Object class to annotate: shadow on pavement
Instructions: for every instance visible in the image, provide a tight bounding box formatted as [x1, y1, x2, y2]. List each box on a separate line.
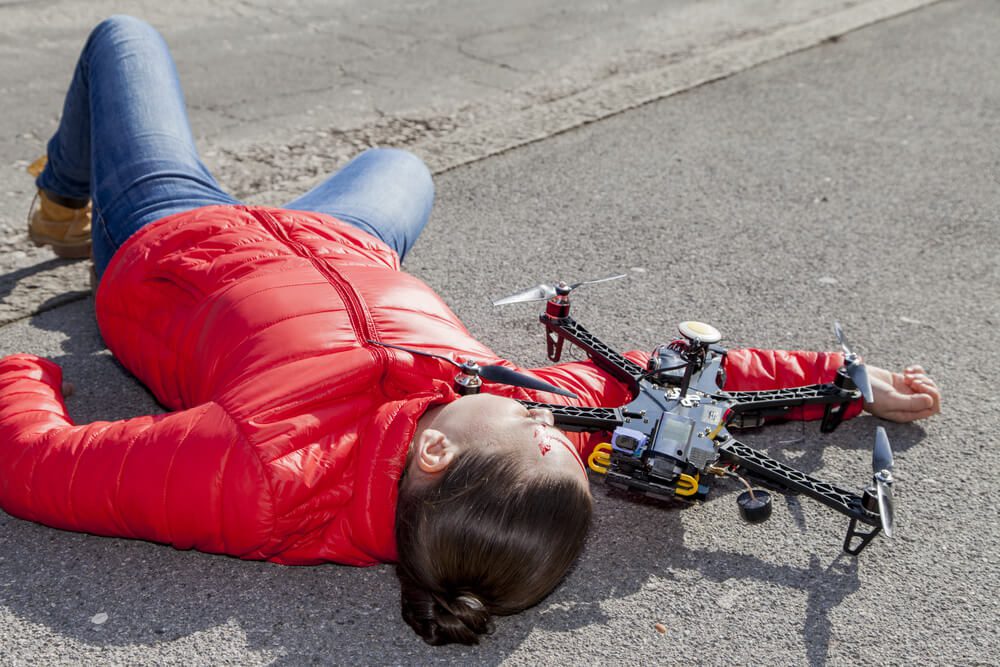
[0, 258, 66, 299]
[0, 257, 90, 324]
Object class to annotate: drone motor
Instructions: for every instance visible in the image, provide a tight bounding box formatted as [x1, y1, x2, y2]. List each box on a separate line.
[646, 320, 723, 387]
[647, 341, 688, 385]
[737, 489, 773, 523]
[453, 360, 484, 395]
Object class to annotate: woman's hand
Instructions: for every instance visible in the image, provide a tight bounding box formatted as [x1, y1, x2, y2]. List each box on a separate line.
[864, 364, 941, 422]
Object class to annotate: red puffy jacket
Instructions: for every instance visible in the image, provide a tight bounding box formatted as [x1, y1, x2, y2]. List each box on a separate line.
[0, 206, 860, 565]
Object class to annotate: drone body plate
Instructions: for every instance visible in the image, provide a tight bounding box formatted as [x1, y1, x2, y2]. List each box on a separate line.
[607, 347, 733, 498]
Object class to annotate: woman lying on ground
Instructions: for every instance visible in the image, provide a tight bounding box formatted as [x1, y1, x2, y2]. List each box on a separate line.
[0, 15, 941, 646]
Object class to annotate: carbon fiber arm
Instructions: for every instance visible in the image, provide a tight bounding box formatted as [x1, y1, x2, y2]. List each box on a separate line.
[716, 437, 877, 525]
[724, 383, 861, 432]
[517, 400, 624, 432]
[541, 315, 645, 391]
[726, 384, 859, 414]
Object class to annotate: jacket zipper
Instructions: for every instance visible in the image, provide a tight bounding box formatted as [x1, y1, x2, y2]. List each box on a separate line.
[247, 207, 387, 368]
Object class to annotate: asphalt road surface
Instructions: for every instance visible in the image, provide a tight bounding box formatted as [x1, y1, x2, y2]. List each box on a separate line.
[1, 0, 998, 665]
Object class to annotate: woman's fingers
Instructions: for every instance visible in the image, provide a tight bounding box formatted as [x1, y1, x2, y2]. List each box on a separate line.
[906, 373, 938, 389]
[903, 371, 941, 406]
[911, 376, 942, 413]
[867, 378, 941, 422]
[876, 405, 939, 422]
[890, 388, 934, 411]
[873, 391, 936, 422]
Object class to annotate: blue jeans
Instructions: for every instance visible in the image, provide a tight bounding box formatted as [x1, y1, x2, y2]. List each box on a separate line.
[36, 15, 435, 280]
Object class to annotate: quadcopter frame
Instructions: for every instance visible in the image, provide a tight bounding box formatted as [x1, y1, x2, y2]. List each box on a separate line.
[515, 287, 887, 555]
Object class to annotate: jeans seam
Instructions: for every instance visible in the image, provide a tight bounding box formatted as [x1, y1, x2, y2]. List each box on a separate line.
[94, 208, 117, 273]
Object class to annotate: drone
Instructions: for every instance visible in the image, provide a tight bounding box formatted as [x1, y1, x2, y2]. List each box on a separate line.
[371, 274, 896, 555]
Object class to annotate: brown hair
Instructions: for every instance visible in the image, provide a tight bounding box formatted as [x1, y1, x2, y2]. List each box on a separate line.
[395, 448, 593, 645]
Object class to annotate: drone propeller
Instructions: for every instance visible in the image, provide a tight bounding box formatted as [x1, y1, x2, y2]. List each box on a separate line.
[366, 340, 578, 398]
[833, 321, 874, 403]
[492, 273, 627, 306]
[872, 426, 895, 538]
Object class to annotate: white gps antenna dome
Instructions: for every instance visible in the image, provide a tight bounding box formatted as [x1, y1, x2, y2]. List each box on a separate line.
[678, 321, 722, 345]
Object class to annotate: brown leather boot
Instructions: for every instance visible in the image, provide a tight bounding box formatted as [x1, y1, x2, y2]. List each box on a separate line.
[26, 156, 92, 259]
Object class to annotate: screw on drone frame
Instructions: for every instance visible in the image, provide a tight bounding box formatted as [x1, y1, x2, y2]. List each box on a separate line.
[365, 340, 578, 398]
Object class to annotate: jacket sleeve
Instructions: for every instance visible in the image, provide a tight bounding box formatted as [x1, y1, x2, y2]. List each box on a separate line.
[0, 355, 273, 557]
[723, 348, 864, 421]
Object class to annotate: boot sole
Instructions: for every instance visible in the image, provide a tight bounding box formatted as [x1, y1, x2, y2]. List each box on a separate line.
[29, 228, 91, 259]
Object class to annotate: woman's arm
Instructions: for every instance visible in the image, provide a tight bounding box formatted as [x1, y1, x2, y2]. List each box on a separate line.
[524, 349, 939, 459]
[0, 354, 272, 556]
[724, 350, 941, 423]
[723, 348, 862, 421]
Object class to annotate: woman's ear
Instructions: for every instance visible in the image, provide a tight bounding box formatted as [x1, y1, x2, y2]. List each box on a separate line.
[414, 428, 458, 474]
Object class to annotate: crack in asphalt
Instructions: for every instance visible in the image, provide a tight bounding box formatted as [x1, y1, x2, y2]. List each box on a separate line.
[454, 41, 525, 73]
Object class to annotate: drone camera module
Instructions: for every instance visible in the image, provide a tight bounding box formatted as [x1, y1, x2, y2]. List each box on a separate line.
[611, 427, 648, 455]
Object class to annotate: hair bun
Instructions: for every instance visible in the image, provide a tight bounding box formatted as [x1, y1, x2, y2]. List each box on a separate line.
[453, 594, 484, 612]
[432, 591, 494, 644]
[398, 568, 494, 645]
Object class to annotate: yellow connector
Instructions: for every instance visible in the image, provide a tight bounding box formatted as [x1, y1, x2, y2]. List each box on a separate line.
[588, 443, 613, 474]
[675, 472, 700, 497]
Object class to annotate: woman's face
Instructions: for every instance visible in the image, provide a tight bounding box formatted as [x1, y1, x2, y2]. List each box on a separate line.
[424, 393, 591, 487]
